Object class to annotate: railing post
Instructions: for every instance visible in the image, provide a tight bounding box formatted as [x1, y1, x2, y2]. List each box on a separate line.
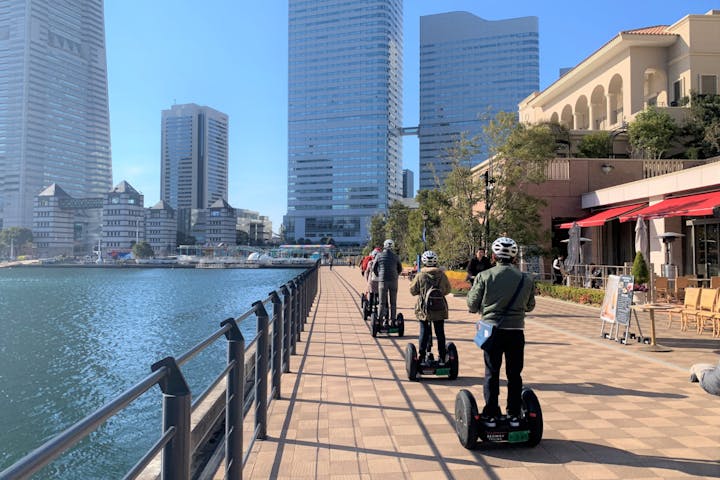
[269, 291, 283, 399]
[221, 318, 244, 480]
[292, 279, 301, 340]
[280, 285, 292, 368]
[150, 357, 191, 480]
[301, 272, 308, 324]
[253, 301, 269, 440]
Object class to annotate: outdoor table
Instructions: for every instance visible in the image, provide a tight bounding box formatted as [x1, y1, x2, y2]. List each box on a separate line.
[632, 303, 674, 352]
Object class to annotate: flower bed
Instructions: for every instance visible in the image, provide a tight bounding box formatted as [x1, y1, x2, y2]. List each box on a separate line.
[534, 282, 605, 306]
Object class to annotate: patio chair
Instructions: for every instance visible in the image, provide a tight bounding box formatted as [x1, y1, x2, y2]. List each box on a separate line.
[711, 276, 720, 289]
[654, 276, 670, 302]
[697, 288, 720, 335]
[685, 288, 717, 333]
[675, 275, 691, 301]
[665, 287, 701, 330]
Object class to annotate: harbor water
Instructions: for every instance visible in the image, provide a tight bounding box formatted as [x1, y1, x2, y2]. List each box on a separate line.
[0, 266, 302, 479]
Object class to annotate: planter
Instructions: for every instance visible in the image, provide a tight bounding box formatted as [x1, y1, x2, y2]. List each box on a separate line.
[633, 291, 647, 305]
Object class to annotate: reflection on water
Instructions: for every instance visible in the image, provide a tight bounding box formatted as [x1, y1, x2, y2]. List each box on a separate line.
[0, 267, 300, 478]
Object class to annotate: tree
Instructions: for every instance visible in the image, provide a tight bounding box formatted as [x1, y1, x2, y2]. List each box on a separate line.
[0, 227, 33, 257]
[367, 213, 387, 251]
[483, 113, 555, 247]
[627, 107, 678, 159]
[632, 251, 649, 286]
[681, 92, 720, 159]
[385, 201, 410, 261]
[577, 131, 612, 158]
[132, 241, 154, 259]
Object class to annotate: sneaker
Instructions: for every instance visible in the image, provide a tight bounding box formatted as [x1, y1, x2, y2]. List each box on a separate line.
[508, 415, 520, 428]
[480, 415, 497, 428]
[427, 353, 434, 363]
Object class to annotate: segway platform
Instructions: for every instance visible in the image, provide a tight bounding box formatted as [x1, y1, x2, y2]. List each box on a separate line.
[455, 387, 543, 449]
[371, 312, 404, 337]
[405, 342, 458, 381]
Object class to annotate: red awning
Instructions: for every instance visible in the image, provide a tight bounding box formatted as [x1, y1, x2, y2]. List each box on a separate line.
[619, 191, 720, 223]
[559, 203, 646, 229]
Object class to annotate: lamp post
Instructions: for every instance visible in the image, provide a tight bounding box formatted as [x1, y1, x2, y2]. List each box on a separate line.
[483, 170, 495, 249]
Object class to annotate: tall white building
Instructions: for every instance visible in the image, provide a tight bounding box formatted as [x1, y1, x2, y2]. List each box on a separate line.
[0, 0, 113, 229]
[286, 0, 403, 244]
[419, 12, 539, 190]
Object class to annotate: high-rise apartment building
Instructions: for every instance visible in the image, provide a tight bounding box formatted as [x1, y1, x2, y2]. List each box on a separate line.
[0, 0, 113, 229]
[286, 0, 403, 244]
[402, 169, 414, 198]
[418, 12, 539, 190]
[161, 103, 229, 236]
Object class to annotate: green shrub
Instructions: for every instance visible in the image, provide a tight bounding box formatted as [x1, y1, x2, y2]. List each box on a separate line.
[535, 281, 605, 306]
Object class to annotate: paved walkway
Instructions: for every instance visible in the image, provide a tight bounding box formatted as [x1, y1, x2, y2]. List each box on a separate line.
[242, 266, 720, 479]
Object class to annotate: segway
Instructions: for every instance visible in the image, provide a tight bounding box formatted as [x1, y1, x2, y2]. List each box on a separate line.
[454, 387, 543, 449]
[405, 338, 458, 381]
[361, 292, 375, 320]
[371, 308, 404, 337]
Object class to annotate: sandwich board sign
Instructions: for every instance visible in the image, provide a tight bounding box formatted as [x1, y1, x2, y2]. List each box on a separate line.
[600, 274, 634, 341]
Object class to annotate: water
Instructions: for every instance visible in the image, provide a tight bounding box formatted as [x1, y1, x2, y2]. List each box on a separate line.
[0, 266, 302, 479]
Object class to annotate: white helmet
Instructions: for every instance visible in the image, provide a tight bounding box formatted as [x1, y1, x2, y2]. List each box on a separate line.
[421, 250, 438, 267]
[491, 237, 518, 260]
[383, 239, 395, 250]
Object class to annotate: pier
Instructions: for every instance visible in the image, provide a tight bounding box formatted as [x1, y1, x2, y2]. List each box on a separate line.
[238, 266, 719, 479]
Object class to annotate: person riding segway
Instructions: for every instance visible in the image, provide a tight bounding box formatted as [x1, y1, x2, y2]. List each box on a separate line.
[455, 237, 542, 448]
[371, 239, 404, 335]
[406, 250, 458, 380]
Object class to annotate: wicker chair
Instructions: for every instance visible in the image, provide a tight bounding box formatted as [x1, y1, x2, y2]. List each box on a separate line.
[697, 288, 720, 335]
[654, 276, 670, 302]
[665, 287, 701, 330]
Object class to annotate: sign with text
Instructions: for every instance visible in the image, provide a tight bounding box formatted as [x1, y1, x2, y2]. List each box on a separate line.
[600, 275, 634, 326]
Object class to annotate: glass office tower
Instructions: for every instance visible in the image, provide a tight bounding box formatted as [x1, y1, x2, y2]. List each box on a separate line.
[0, 0, 113, 228]
[286, 0, 403, 244]
[161, 103, 229, 238]
[419, 12, 539, 190]
[161, 103, 229, 211]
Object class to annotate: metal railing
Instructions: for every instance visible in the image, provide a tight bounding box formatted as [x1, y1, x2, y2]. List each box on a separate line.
[0, 264, 319, 480]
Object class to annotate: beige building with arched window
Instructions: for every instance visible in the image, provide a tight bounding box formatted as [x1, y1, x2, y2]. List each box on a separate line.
[519, 10, 720, 131]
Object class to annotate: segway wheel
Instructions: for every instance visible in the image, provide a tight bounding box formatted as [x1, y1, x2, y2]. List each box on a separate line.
[405, 343, 418, 381]
[397, 313, 404, 337]
[454, 389, 479, 450]
[521, 387, 543, 447]
[371, 312, 378, 337]
[446, 342, 459, 380]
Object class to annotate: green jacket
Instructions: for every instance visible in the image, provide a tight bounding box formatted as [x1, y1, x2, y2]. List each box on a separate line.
[409, 267, 451, 321]
[467, 263, 535, 329]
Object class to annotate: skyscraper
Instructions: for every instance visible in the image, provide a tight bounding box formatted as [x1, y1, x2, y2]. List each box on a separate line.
[0, 0, 113, 229]
[286, 0, 403, 244]
[160, 103, 229, 211]
[418, 12, 539, 190]
[402, 169, 414, 198]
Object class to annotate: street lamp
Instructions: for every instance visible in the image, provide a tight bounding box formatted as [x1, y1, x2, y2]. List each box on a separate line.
[422, 210, 428, 251]
[483, 170, 495, 249]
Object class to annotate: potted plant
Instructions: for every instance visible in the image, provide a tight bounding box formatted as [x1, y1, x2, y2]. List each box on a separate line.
[632, 252, 650, 304]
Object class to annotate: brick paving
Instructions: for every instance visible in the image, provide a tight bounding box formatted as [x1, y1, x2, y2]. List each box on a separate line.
[241, 266, 720, 480]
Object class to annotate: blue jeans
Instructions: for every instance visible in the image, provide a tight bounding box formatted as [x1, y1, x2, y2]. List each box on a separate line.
[482, 329, 525, 417]
[419, 320, 446, 359]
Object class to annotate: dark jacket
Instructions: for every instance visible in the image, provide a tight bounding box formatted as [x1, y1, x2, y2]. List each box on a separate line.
[409, 267, 451, 321]
[466, 255, 492, 281]
[467, 263, 535, 330]
[373, 249, 402, 283]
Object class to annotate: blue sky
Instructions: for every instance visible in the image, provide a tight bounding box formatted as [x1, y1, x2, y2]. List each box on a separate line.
[104, 1, 718, 233]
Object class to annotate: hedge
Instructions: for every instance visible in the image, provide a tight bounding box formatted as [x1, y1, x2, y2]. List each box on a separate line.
[534, 282, 605, 306]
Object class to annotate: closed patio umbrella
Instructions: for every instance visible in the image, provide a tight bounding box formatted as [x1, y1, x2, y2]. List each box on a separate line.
[565, 222, 581, 275]
[635, 216, 649, 264]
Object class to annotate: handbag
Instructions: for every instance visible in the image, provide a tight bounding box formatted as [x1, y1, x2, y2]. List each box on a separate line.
[473, 275, 525, 351]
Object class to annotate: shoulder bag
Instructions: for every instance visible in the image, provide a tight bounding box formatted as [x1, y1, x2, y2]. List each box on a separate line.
[474, 274, 525, 351]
